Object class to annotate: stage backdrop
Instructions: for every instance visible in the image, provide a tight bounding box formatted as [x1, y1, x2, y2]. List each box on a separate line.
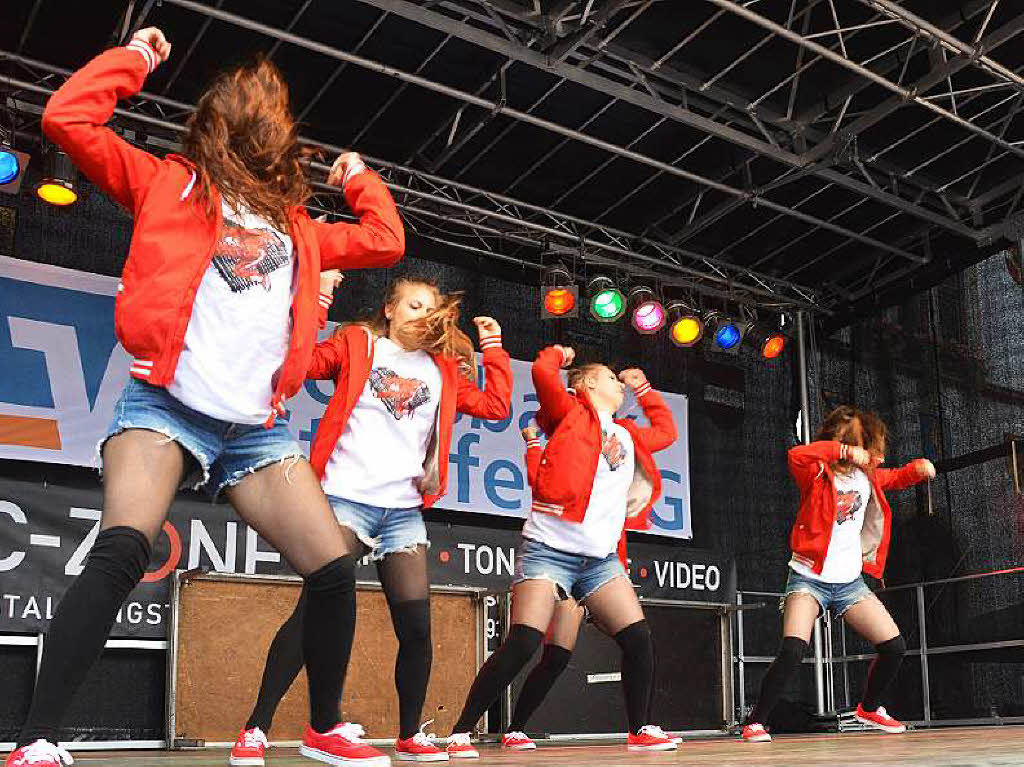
[0, 255, 691, 537]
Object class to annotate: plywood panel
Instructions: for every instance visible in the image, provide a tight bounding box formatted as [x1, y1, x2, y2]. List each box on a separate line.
[172, 577, 480, 743]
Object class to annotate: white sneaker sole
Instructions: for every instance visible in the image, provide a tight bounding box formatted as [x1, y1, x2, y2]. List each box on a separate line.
[230, 758, 265, 766]
[395, 751, 448, 762]
[501, 743, 537, 751]
[299, 745, 391, 767]
[446, 750, 479, 759]
[742, 734, 772, 743]
[854, 715, 906, 734]
[627, 742, 677, 751]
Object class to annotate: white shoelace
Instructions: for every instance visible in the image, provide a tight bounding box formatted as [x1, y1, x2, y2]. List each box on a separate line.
[875, 707, 890, 719]
[448, 733, 473, 746]
[241, 728, 268, 749]
[505, 731, 530, 742]
[17, 741, 74, 766]
[326, 723, 367, 742]
[638, 725, 668, 739]
[409, 732, 435, 747]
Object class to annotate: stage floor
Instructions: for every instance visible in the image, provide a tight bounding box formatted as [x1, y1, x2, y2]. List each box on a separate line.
[56, 726, 1024, 767]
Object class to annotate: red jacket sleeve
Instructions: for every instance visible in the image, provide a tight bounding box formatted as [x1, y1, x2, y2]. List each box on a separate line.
[317, 289, 333, 329]
[315, 170, 405, 270]
[875, 460, 928, 492]
[788, 440, 845, 485]
[455, 336, 513, 420]
[41, 42, 163, 215]
[631, 384, 677, 453]
[524, 442, 542, 488]
[532, 346, 575, 430]
[307, 335, 348, 381]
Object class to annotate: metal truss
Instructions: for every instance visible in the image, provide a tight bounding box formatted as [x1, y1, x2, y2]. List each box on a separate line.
[7, 0, 1024, 312]
[0, 49, 824, 312]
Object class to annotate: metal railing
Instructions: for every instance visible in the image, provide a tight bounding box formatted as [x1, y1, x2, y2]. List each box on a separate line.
[733, 565, 1024, 728]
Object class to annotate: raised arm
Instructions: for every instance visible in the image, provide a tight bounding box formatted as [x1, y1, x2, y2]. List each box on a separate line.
[619, 369, 676, 452]
[314, 153, 405, 270]
[532, 345, 577, 430]
[455, 317, 513, 420]
[41, 29, 170, 214]
[875, 458, 935, 492]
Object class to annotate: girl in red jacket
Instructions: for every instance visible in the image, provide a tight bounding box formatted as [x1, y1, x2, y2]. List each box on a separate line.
[447, 345, 678, 755]
[231, 276, 512, 765]
[7, 28, 404, 767]
[494, 425, 586, 752]
[741, 406, 934, 743]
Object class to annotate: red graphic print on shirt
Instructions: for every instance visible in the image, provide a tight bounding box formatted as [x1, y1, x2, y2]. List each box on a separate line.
[212, 216, 291, 293]
[836, 490, 862, 525]
[369, 367, 431, 420]
[601, 430, 626, 471]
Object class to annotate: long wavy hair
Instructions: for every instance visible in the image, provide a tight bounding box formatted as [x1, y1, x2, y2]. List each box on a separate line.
[817, 405, 888, 472]
[182, 58, 310, 233]
[359, 277, 476, 378]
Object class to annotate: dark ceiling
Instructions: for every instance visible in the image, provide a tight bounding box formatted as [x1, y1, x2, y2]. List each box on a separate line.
[3, 0, 1023, 324]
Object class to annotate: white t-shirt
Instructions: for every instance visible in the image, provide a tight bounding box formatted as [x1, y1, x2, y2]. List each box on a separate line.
[790, 467, 872, 583]
[523, 411, 635, 558]
[322, 337, 442, 508]
[169, 201, 294, 423]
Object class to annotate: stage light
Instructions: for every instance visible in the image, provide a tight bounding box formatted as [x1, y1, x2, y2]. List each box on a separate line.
[0, 147, 29, 195]
[629, 286, 666, 334]
[0, 149, 18, 185]
[541, 264, 578, 318]
[747, 318, 788, 360]
[35, 148, 78, 206]
[587, 275, 626, 322]
[705, 311, 746, 352]
[666, 301, 703, 347]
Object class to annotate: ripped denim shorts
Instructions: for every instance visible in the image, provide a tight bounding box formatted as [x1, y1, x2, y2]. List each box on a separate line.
[100, 378, 304, 499]
[514, 536, 626, 602]
[328, 496, 429, 560]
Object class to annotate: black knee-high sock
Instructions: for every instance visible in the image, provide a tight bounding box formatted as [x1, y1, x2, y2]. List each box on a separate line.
[452, 625, 543, 734]
[18, 527, 151, 747]
[303, 555, 357, 734]
[749, 636, 808, 725]
[860, 635, 906, 712]
[508, 644, 572, 732]
[246, 588, 308, 733]
[614, 620, 654, 734]
[391, 599, 432, 740]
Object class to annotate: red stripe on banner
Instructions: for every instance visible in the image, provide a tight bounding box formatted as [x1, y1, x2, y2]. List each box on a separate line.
[0, 414, 62, 449]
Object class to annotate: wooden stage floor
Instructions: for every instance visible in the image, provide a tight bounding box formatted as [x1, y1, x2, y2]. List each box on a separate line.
[53, 726, 1024, 767]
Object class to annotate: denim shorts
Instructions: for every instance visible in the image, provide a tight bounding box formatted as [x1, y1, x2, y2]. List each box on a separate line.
[100, 378, 304, 498]
[329, 495, 429, 560]
[783, 568, 876, 618]
[514, 537, 627, 603]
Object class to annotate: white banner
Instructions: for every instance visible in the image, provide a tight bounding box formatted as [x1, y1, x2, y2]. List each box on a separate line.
[0, 256, 691, 538]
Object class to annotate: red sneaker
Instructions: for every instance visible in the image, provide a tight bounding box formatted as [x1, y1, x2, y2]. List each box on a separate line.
[500, 732, 536, 750]
[5, 741, 73, 767]
[444, 734, 478, 759]
[626, 725, 677, 751]
[394, 732, 447, 762]
[230, 727, 268, 766]
[855, 704, 906, 734]
[741, 723, 772, 743]
[300, 723, 390, 766]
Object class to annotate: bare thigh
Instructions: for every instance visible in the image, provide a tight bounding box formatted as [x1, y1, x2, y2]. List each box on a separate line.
[100, 429, 187, 545]
[510, 579, 559, 632]
[842, 593, 900, 644]
[781, 592, 821, 642]
[224, 457, 355, 576]
[580, 575, 644, 636]
[545, 600, 585, 650]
